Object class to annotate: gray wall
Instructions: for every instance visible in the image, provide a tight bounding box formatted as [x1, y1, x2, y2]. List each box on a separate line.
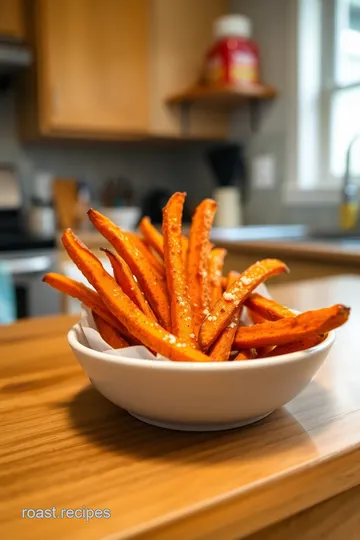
[230, 0, 338, 227]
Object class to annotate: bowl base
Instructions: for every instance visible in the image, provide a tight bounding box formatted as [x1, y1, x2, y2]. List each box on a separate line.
[127, 411, 273, 432]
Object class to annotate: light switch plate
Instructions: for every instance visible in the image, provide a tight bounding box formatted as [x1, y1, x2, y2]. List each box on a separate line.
[252, 154, 276, 189]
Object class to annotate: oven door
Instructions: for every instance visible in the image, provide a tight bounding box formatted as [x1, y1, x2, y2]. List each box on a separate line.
[1, 250, 59, 319]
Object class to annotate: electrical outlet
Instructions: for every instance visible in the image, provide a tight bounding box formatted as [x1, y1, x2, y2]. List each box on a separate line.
[252, 154, 276, 189]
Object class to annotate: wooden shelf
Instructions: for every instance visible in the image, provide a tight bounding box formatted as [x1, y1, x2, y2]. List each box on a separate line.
[166, 82, 277, 107]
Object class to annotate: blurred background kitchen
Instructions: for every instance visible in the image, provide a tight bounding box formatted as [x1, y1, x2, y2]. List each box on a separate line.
[1, 0, 360, 322]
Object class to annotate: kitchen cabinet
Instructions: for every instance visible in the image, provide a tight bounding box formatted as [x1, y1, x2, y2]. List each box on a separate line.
[18, 0, 228, 140]
[32, 0, 149, 135]
[0, 0, 24, 40]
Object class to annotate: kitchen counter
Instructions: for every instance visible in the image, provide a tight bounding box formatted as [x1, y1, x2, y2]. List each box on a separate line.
[216, 237, 360, 265]
[1, 275, 360, 539]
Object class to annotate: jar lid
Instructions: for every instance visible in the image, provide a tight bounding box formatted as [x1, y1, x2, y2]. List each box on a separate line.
[213, 15, 252, 39]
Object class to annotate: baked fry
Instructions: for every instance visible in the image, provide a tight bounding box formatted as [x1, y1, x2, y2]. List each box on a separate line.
[210, 309, 242, 361]
[162, 193, 196, 345]
[187, 199, 217, 331]
[138, 216, 188, 266]
[128, 232, 165, 277]
[139, 216, 164, 258]
[234, 349, 257, 361]
[181, 235, 189, 266]
[245, 302, 294, 358]
[210, 270, 241, 361]
[233, 304, 350, 349]
[245, 293, 294, 321]
[246, 295, 294, 356]
[248, 309, 267, 325]
[88, 209, 170, 330]
[209, 248, 227, 309]
[101, 248, 157, 322]
[92, 311, 128, 348]
[267, 335, 326, 357]
[62, 229, 213, 362]
[42, 272, 133, 342]
[199, 259, 289, 350]
[221, 271, 239, 291]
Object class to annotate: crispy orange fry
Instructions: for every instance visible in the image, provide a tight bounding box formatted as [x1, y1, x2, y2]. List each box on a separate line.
[234, 349, 257, 361]
[139, 216, 164, 258]
[62, 229, 213, 362]
[267, 335, 326, 357]
[162, 193, 196, 345]
[101, 248, 156, 322]
[88, 209, 171, 330]
[233, 304, 350, 349]
[187, 199, 217, 331]
[221, 271, 239, 291]
[209, 248, 227, 309]
[128, 232, 165, 277]
[210, 270, 241, 361]
[92, 311, 128, 349]
[199, 259, 289, 350]
[210, 308, 242, 361]
[139, 217, 189, 267]
[43, 272, 132, 339]
[246, 296, 294, 356]
[248, 309, 267, 325]
[181, 235, 189, 266]
[245, 293, 294, 321]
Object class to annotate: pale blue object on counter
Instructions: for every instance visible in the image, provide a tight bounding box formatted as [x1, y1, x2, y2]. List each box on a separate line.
[0, 262, 16, 324]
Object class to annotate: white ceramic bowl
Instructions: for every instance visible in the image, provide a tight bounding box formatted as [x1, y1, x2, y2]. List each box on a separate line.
[68, 324, 335, 431]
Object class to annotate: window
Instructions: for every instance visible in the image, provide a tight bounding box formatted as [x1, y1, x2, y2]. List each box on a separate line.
[327, 0, 360, 179]
[285, 0, 360, 203]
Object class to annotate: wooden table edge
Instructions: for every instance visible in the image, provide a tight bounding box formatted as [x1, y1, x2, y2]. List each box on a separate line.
[109, 443, 360, 540]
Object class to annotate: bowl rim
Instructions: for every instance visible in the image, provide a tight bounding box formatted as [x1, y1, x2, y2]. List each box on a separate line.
[68, 323, 335, 371]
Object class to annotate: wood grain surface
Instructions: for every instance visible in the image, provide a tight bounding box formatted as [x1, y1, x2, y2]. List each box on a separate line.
[247, 482, 360, 540]
[1, 276, 360, 540]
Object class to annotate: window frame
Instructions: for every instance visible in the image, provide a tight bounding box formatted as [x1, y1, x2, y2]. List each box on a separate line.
[284, 0, 360, 205]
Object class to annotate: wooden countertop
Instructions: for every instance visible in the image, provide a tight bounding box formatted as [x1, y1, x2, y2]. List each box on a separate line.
[216, 238, 360, 265]
[1, 275, 360, 540]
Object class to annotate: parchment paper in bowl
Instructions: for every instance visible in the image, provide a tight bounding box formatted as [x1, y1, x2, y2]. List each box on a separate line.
[79, 283, 272, 361]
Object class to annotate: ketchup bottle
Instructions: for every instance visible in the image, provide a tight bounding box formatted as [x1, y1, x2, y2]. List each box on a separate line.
[204, 15, 260, 85]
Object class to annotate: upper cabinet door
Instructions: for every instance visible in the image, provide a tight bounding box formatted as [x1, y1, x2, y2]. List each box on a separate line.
[37, 0, 149, 135]
[0, 0, 24, 40]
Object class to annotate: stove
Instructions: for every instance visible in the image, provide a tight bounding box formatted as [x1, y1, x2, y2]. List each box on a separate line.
[0, 232, 55, 252]
[0, 209, 58, 320]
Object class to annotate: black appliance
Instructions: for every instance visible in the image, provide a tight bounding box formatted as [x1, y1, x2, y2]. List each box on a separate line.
[140, 189, 192, 224]
[206, 143, 248, 200]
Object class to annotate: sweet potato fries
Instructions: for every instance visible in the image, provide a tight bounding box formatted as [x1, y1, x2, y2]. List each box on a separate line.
[162, 193, 196, 345]
[44, 192, 350, 361]
[187, 199, 217, 332]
